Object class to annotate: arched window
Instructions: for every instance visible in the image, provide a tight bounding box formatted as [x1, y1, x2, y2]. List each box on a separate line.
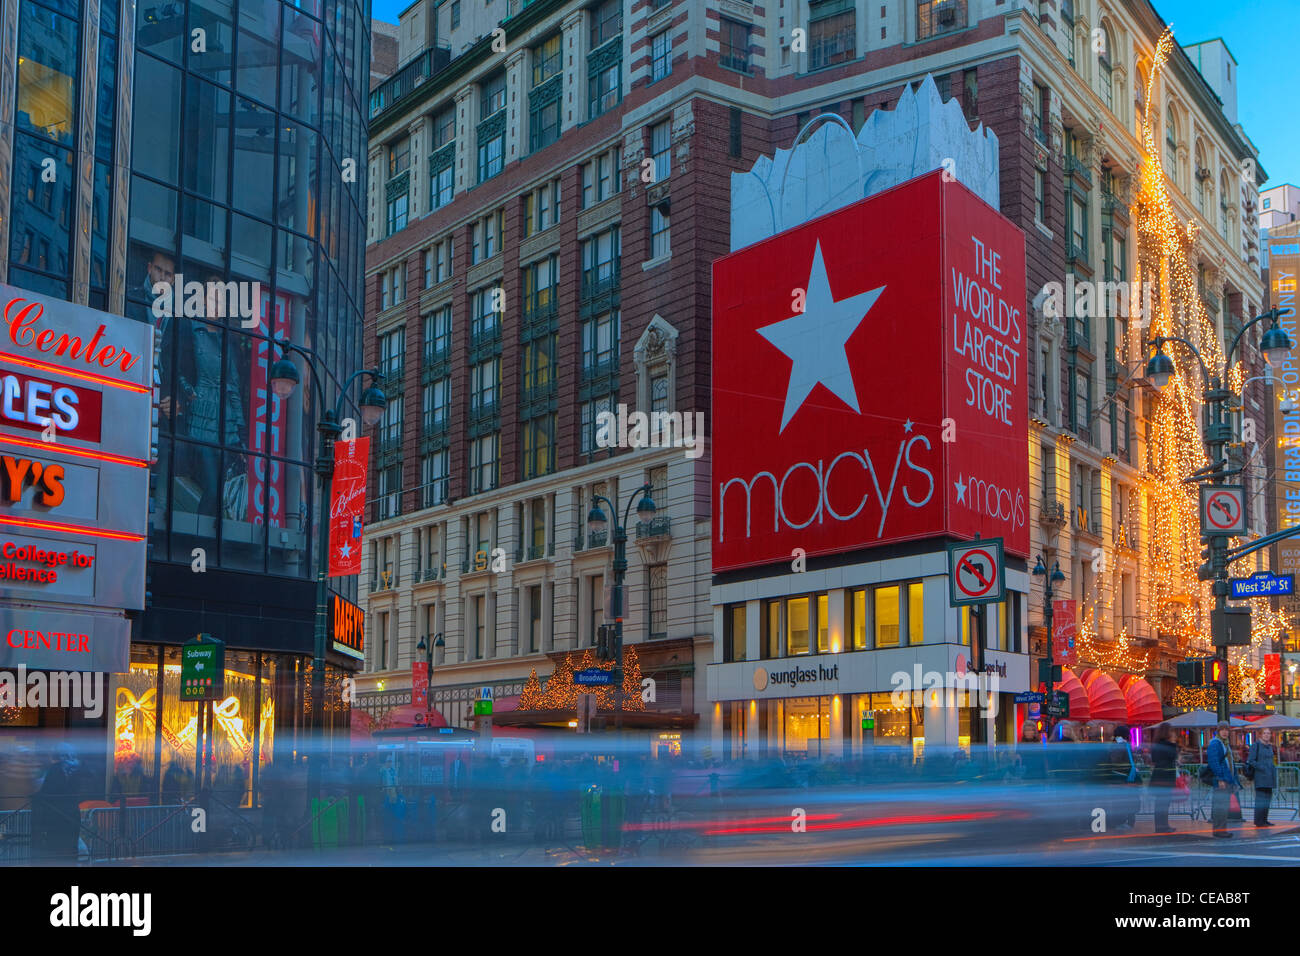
[1194, 143, 1207, 216]
[1136, 62, 1148, 118]
[1165, 111, 1178, 176]
[1099, 25, 1114, 110]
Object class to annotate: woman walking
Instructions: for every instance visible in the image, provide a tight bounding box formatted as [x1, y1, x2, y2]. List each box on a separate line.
[1247, 728, 1278, 827]
[1149, 725, 1179, 833]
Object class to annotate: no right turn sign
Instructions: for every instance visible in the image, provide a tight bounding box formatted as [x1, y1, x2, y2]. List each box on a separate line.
[947, 539, 1005, 607]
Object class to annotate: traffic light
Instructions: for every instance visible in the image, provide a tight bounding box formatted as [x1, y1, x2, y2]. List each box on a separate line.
[596, 624, 611, 661]
[1209, 657, 1229, 685]
[1177, 659, 1205, 686]
[1197, 543, 1214, 582]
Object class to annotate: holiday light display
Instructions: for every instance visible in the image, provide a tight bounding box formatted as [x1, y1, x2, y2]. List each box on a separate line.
[517, 646, 645, 713]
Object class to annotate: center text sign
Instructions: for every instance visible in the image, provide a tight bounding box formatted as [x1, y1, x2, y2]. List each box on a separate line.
[711, 171, 1028, 572]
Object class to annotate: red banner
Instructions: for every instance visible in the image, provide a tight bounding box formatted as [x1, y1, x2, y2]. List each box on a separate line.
[412, 661, 428, 707]
[711, 171, 1028, 573]
[1265, 653, 1282, 697]
[328, 437, 369, 576]
[248, 291, 290, 526]
[1052, 599, 1078, 668]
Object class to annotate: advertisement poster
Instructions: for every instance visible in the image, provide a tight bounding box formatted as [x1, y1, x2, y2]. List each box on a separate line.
[1052, 599, 1078, 668]
[412, 661, 428, 707]
[1265, 653, 1282, 697]
[329, 437, 369, 576]
[711, 171, 1028, 572]
[1271, 221, 1300, 617]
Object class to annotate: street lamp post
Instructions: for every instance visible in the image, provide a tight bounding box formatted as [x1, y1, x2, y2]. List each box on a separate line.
[1145, 308, 1293, 722]
[1033, 556, 1066, 736]
[415, 632, 445, 715]
[270, 341, 387, 807]
[585, 485, 657, 740]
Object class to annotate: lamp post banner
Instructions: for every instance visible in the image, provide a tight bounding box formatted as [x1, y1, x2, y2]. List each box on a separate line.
[328, 437, 369, 576]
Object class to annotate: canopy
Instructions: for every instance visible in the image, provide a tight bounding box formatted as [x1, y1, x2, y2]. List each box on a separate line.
[1080, 668, 1128, 722]
[1118, 674, 1164, 726]
[1056, 667, 1091, 721]
[1160, 709, 1250, 728]
[1245, 714, 1300, 730]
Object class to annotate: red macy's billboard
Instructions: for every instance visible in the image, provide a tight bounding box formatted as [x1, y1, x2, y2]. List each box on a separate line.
[712, 171, 1028, 573]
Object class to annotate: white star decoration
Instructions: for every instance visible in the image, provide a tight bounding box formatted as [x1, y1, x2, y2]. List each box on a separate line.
[757, 241, 885, 432]
[339, 542, 353, 559]
[954, 476, 967, 504]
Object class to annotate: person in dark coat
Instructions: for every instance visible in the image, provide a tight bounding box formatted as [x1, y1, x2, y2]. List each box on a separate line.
[1207, 720, 1240, 838]
[32, 744, 83, 863]
[1247, 728, 1279, 827]
[1149, 725, 1179, 833]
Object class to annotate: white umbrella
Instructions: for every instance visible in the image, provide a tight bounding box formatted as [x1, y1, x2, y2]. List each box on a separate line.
[1160, 709, 1221, 728]
[1248, 714, 1300, 730]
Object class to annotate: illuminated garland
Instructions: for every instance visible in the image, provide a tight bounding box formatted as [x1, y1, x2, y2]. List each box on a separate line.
[519, 646, 645, 712]
[1169, 658, 1268, 710]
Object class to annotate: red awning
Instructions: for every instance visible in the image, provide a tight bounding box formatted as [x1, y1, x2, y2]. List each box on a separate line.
[1057, 667, 1091, 721]
[1080, 669, 1128, 722]
[1118, 674, 1163, 726]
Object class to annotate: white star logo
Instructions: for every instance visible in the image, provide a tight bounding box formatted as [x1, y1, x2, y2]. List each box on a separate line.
[757, 241, 885, 433]
[339, 542, 353, 559]
[954, 475, 967, 504]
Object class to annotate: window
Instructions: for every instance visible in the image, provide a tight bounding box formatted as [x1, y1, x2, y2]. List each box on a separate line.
[1035, 167, 1047, 224]
[481, 73, 506, 120]
[650, 31, 672, 82]
[1264, 197, 1272, 209]
[1070, 192, 1087, 257]
[532, 34, 562, 87]
[908, 582, 924, 644]
[650, 374, 669, 414]
[1060, 0, 1076, 66]
[432, 106, 456, 149]
[580, 395, 615, 454]
[379, 327, 405, 382]
[582, 226, 620, 292]
[422, 449, 449, 507]
[720, 18, 751, 73]
[590, 0, 622, 47]
[478, 129, 504, 182]
[582, 310, 619, 373]
[809, 0, 856, 70]
[523, 254, 559, 315]
[389, 137, 410, 177]
[471, 210, 505, 263]
[918, 0, 966, 41]
[1098, 25, 1114, 110]
[472, 287, 501, 341]
[523, 180, 561, 236]
[650, 120, 671, 182]
[522, 336, 556, 394]
[588, 574, 605, 647]
[521, 415, 555, 478]
[450, 0, 460, 29]
[377, 462, 401, 519]
[1165, 113, 1178, 176]
[470, 358, 500, 411]
[725, 604, 747, 663]
[422, 377, 451, 431]
[787, 596, 810, 655]
[473, 595, 485, 659]
[764, 600, 781, 658]
[423, 249, 434, 289]
[431, 164, 454, 210]
[530, 98, 561, 153]
[380, 262, 406, 309]
[528, 585, 542, 652]
[650, 206, 670, 259]
[875, 586, 900, 648]
[469, 433, 499, 493]
[425, 237, 453, 285]
[386, 191, 408, 236]
[648, 565, 668, 639]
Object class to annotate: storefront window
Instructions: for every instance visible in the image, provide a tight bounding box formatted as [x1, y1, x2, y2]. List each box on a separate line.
[908, 582, 924, 644]
[875, 586, 900, 647]
[787, 597, 810, 655]
[852, 589, 866, 650]
[725, 603, 747, 662]
[764, 600, 780, 658]
[783, 696, 829, 756]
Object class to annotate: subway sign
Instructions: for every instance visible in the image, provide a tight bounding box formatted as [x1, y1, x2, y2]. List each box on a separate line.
[0, 286, 153, 673]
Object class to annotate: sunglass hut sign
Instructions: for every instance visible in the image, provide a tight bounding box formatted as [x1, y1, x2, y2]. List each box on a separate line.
[711, 172, 1029, 573]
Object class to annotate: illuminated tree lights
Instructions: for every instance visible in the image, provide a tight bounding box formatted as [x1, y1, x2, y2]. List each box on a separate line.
[519, 646, 645, 713]
[1169, 659, 1268, 710]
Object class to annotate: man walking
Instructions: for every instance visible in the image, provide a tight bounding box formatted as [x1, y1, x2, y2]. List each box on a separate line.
[1207, 720, 1239, 839]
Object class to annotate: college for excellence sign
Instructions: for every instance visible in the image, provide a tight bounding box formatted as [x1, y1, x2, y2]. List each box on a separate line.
[711, 171, 1029, 573]
[0, 286, 153, 673]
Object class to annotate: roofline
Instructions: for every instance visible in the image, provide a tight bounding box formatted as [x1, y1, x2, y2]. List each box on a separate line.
[1181, 37, 1239, 66]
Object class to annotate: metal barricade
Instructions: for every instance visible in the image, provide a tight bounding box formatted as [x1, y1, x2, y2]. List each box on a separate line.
[83, 804, 201, 860]
[1274, 766, 1300, 820]
[0, 808, 31, 864]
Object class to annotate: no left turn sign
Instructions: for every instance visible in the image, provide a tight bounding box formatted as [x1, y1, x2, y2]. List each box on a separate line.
[1199, 485, 1247, 536]
[948, 538, 1005, 607]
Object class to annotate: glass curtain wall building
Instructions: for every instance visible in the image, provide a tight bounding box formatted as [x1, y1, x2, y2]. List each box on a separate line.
[0, 0, 370, 802]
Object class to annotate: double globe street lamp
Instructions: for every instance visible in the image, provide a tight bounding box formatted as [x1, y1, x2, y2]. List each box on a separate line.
[585, 485, 657, 735]
[270, 341, 387, 803]
[1143, 308, 1293, 720]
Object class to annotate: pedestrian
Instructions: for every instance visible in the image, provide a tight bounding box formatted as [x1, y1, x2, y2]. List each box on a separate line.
[1149, 724, 1178, 834]
[32, 744, 83, 863]
[1207, 720, 1240, 838]
[1107, 724, 1139, 830]
[1246, 728, 1278, 827]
